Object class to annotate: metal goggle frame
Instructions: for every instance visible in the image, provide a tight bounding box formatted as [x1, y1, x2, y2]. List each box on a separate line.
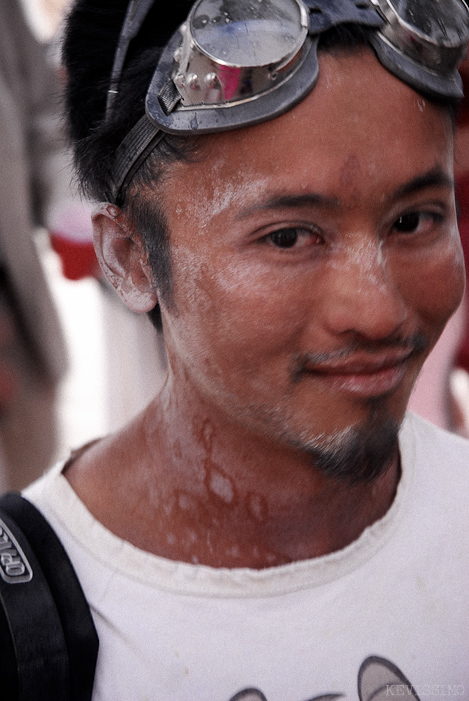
[107, 0, 469, 203]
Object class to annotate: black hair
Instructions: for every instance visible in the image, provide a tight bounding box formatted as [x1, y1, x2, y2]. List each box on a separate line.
[63, 0, 196, 329]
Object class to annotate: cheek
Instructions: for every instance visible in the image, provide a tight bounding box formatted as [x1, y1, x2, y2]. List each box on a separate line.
[166, 249, 308, 372]
[394, 234, 465, 334]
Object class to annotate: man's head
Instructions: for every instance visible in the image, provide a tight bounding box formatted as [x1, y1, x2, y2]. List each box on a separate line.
[63, 0, 467, 482]
[63, 0, 468, 327]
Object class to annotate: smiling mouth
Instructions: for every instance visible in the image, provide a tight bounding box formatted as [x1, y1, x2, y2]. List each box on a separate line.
[294, 338, 428, 399]
[314, 359, 410, 397]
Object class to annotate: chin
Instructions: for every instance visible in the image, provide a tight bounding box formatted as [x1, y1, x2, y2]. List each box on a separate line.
[289, 399, 402, 485]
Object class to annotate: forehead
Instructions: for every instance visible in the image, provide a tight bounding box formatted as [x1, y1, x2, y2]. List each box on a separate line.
[160, 49, 453, 221]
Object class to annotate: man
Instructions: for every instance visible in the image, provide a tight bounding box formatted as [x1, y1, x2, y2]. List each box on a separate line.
[20, 0, 469, 697]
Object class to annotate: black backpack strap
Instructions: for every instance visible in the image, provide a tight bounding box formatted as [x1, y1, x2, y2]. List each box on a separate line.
[0, 492, 99, 701]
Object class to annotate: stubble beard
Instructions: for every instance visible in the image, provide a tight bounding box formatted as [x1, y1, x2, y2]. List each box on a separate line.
[281, 334, 428, 485]
[241, 395, 401, 486]
[291, 399, 401, 485]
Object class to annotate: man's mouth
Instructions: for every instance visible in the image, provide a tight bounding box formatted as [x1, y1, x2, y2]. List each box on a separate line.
[312, 354, 411, 397]
[294, 337, 428, 398]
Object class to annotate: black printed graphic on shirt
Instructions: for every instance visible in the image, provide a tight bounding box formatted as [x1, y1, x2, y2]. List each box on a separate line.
[229, 655, 420, 701]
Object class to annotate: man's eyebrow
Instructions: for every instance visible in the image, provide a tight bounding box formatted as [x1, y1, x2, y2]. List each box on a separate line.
[235, 169, 453, 220]
[391, 168, 454, 201]
[236, 193, 339, 219]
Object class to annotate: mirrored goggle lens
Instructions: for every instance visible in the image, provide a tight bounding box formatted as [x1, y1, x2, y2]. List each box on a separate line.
[383, 0, 469, 47]
[167, 0, 308, 111]
[191, 0, 306, 67]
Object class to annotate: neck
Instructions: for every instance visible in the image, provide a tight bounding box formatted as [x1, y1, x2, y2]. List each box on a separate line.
[136, 375, 401, 567]
[66, 372, 402, 568]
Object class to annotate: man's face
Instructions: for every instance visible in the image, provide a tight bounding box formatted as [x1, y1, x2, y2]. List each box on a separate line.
[156, 49, 464, 478]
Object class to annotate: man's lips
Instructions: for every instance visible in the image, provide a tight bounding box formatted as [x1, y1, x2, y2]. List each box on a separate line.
[310, 349, 414, 374]
[300, 349, 416, 397]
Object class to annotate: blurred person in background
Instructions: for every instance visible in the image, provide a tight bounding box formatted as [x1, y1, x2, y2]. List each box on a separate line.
[21, 0, 168, 441]
[0, 0, 78, 489]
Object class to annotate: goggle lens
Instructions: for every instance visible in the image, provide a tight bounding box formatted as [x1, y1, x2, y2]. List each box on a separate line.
[191, 0, 306, 67]
[384, 0, 469, 47]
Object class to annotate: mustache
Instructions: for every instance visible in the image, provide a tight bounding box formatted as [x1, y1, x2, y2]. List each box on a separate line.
[291, 332, 430, 380]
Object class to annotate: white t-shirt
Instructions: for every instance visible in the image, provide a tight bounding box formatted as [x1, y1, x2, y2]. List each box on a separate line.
[24, 413, 469, 701]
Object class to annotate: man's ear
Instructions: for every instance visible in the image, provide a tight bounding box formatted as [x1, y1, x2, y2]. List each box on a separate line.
[92, 203, 158, 313]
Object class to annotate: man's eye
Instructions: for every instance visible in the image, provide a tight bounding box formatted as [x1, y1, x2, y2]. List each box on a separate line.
[266, 228, 319, 249]
[392, 211, 443, 234]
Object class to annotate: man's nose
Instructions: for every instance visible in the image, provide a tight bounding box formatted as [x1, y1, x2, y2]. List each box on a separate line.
[321, 242, 408, 341]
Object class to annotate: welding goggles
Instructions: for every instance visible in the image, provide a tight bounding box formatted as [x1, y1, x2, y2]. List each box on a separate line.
[107, 0, 469, 203]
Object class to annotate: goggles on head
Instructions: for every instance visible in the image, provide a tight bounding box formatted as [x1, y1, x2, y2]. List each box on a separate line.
[107, 0, 469, 203]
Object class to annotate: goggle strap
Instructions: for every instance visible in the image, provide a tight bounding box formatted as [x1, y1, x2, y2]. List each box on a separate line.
[305, 0, 384, 34]
[158, 80, 182, 116]
[106, 0, 156, 121]
[110, 115, 163, 203]
[371, 32, 465, 99]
